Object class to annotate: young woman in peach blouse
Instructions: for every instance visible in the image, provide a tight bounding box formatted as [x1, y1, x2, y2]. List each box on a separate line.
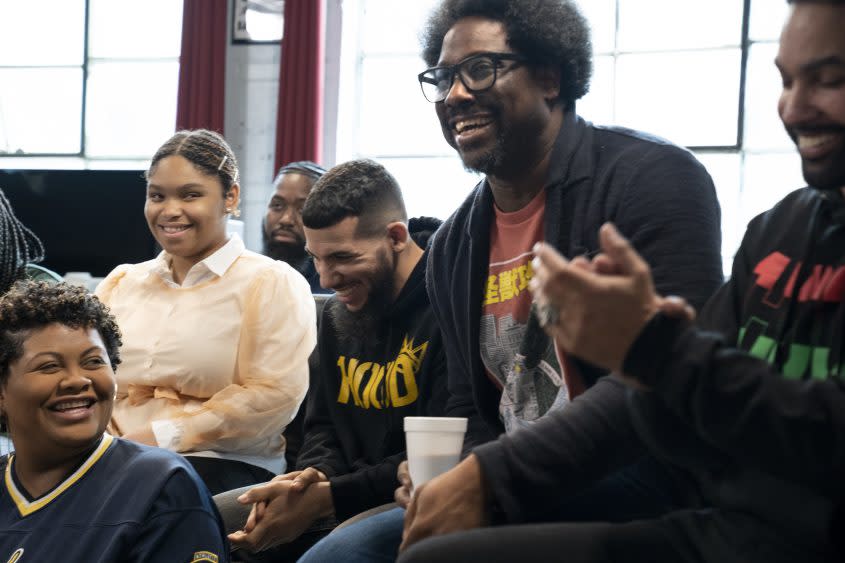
[97, 130, 316, 494]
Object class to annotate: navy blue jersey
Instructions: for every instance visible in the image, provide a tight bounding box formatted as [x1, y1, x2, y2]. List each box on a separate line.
[1, 435, 228, 562]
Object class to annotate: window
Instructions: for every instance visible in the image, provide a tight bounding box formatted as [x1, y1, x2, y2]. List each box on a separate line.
[0, 0, 182, 166]
[335, 0, 802, 274]
[335, 0, 482, 220]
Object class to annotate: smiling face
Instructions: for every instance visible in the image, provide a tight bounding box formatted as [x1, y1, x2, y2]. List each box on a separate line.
[434, 17, 559, 176]
[776, 3, 845, 193]
[145, 155, 238, 269]
[1, 324, 115, 461]
[263, 172, 313, 262]
[304, 216, 395, 313]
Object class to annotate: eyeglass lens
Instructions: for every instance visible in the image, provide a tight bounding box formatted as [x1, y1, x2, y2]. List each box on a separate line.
[421, 55, 499, 102]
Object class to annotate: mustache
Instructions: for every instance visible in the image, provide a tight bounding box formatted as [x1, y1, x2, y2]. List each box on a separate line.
[444, 100, 492, 120]
[787, 124, 845, 136]
[270, 226, 304, 238]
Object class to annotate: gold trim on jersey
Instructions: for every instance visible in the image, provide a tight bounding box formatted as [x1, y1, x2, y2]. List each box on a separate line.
[5, 434, 115, 517]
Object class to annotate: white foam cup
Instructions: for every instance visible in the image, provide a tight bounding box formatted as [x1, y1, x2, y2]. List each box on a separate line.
[404, 416, 468, 489]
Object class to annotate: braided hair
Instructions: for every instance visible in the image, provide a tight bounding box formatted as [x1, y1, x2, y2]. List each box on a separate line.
[0, 188, 45, 295]
[148, 129, 240, 197]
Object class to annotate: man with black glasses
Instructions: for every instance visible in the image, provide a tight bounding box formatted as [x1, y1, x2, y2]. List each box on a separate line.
[399, 1, 845, 561]
[299, 1, 723, 561]
[418, 0, 723, 497]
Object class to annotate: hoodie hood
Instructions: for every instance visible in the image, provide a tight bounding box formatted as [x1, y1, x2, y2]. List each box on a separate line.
[388, 216, 442, 319]
[408, 216, 443, 249]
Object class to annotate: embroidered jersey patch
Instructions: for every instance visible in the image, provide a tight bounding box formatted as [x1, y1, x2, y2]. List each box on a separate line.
[192, 551, 219, 562]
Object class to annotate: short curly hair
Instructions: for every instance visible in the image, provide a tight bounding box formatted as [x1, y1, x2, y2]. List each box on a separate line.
[0, 281, 122, 386]
[421, 0, 592, 109]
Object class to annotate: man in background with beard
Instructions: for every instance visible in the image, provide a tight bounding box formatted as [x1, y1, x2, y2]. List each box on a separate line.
[262, 161, 329, 293]
[226, 159, 448, 561]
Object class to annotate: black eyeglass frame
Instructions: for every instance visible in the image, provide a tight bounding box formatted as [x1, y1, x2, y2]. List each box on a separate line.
[417, 52, 528, 103]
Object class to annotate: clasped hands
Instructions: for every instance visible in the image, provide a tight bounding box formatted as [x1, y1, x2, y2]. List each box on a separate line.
[228, 467, 333, 553]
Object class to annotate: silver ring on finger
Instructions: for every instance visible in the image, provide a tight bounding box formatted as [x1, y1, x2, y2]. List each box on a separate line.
[537, 302, 561, 327]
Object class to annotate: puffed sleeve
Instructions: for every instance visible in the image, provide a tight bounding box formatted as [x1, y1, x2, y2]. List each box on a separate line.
[155, 267, 317, 454]
[94, 264, 132, 304]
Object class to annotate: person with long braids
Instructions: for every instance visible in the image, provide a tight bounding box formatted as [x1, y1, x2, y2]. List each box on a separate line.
[0, 188, 47, 295]
[0, 190, 49, 453]
[95, 129, 316, 494]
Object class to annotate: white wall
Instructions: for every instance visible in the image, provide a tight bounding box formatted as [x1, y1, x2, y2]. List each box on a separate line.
[224, 0, 340, 252]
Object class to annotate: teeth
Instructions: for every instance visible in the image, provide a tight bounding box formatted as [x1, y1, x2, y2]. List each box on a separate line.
[798, 134, 835, 150]
[454, 118, 490, 134]
[163, 225, 189, 233]
[53, 400, 92, 411]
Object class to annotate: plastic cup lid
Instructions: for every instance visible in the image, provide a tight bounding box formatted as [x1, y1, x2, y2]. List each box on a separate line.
[404, 416, 468, 433]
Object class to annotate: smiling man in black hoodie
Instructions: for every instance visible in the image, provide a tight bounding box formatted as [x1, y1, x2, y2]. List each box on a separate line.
[226, 159, 447, 560]
[399, 1, 845, 562]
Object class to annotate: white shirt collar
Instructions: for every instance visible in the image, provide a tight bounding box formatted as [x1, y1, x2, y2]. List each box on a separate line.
[153, 233, 245, 288]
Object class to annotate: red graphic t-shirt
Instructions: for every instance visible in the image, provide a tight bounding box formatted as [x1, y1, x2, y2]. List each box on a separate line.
[480, 189, 577, 431]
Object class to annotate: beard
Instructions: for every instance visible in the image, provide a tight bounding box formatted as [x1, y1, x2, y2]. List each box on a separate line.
[451, 104, 549, 178]
[327, 248, 396, 343]
[262, 223, 308, 267]
[802, 160, 845, 193]
[787, 126, 845, 192]
[460, 128, 509, 175]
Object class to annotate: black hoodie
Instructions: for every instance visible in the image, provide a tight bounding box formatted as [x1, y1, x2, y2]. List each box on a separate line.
[295, 217, 448, 521]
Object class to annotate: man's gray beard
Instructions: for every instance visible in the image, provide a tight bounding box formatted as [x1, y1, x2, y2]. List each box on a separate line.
[460, 130, 507, 175]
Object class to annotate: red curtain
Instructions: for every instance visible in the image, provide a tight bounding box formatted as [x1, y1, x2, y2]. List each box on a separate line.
[176, 0, 227, 133]
[274, 0, 325, 170]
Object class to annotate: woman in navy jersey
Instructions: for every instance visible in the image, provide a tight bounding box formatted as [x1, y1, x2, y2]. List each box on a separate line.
[0, 280, 228, 562]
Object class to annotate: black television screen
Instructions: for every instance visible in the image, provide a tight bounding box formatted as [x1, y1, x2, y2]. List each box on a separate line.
[0, 169, 157, 278]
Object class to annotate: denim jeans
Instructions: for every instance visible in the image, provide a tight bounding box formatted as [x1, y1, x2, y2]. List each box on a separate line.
[298, 507, 405, 563]
[299, 456, 686, 563]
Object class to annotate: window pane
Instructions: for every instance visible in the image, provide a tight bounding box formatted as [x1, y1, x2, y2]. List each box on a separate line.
[362, 0, 439, 55]
[695, 152, 741, 271]
[88, 0, 183, 58]
[744, 43, 793, 151]
[741, 151, 803, 229]
[577, 0, 616, 54]
[615, 49, 741, 147]
[0, 0, 85, 66]
[0, 68, 82, 154]
[376, 156, 481, 220]
[85, 61, 179, 158]
[358, 56, 448, 156]
[578, 55, 614, 125]
[750, 0, 790, 42]
[618, 0, 742, 51]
